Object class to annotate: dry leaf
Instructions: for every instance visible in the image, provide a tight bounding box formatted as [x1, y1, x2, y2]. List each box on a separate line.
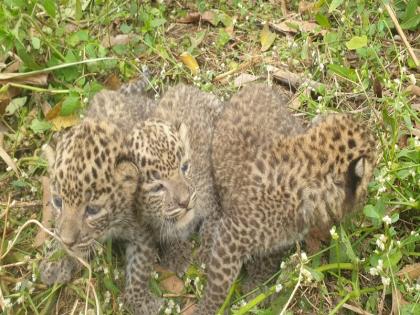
[392, 288, 409, 315]
[50, 115, 80, 131]
[45, 104, 62, 121]
[180, 52, 200, 75]
[234, 73, 259, 87]
[160, 274, 184, 294]
[0, 73, 48, 86]
[397, 263, 420, 280]
[33, 177, 53, 247]
[299, 1, 316, 14]
[177, 12, 201, 24]
[270, 20, 324, 35]
[201, 11, 217, 26]
[260, 23, 276, 52]
[406, 85, 420, 97]
[412, 103, 420, 111]
[177, 10, 217, 25]
[268, 65, 322, 90]
[373, 77, 383, 98]
[101, 34, 134, 48]
[104, 73, 122, 90]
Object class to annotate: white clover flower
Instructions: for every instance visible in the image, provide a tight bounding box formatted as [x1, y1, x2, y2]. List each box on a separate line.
[17, 296, 24, 304]
[185, 277, 191, 286]
[30, 186, 37, 193]
[369, 267, 379, 276]
[3, 298, 12, 309]
[408, 74, 416, 85]
[168, 299, 175, 308]
[317, 96, 323, 101]
[378, 7, 383, 13]
[6, 166, 12, 172]
[194, 276, 200, 286]
[114, 269, 120, 280]
[382, 215, 392, 225]
[275, 283, 283, 293]
[201, 263, 206, 270]
[302, 268, 313, 282]
[381, 276, 390, 286]
[411, 231, 416, 235]
[14, 281, 22, 291]
[401, 66, 407, 73]
[152, 271, 159, 280]
[378, 186, 386, 193]
[300, 252, 308, 263]
[164, 308, 172, 315]
[104, 291, 111, 304]
[330, 226, 339, 240]
[175, 304, 181, 313]
[376, 238, 385, 251]
[393, 78, 401, 85]
[409, 197, 415, 203]
[118, 302, 124, 310]
[280, 261, 286, 269]
[377, 259, 384, 271]
[103, 267, 109, 275]
[396, 240, 401, 247]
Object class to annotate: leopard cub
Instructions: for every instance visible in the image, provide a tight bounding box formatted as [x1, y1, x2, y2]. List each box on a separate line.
[196, 84, 377, 314]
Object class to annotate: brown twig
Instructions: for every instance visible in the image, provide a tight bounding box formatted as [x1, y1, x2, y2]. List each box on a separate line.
[384, 4, 419, 67]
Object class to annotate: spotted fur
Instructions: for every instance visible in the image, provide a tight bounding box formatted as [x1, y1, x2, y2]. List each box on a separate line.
[196, 84, 377, 314]
[128, 84, 223, 272]
[39, 80, 163, 314]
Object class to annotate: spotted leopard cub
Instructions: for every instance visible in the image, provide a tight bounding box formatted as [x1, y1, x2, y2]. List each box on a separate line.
[196, 85, 377, 314]
[39, 81, 163, 314]
[127, 84, 223, 272]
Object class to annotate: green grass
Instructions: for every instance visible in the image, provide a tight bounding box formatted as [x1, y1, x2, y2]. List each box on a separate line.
[0, 0, 419, 314]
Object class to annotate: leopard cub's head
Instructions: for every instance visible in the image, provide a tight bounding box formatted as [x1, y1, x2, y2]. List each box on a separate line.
[131, 120, 197, 238]
[306, 114, 377, 219]
[44, 119, 138, 257]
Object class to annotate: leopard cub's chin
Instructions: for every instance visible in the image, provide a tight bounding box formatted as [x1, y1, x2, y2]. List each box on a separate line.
[175, 208, 196, 230]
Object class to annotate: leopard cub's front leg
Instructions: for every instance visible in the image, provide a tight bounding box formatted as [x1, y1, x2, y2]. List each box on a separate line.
[123, 237, 163, 315]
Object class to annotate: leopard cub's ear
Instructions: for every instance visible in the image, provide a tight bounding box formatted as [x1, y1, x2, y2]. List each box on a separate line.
[115, 158, 139, 183]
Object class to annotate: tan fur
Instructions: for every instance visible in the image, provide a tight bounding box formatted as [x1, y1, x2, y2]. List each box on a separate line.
[196, 84, 377, 314]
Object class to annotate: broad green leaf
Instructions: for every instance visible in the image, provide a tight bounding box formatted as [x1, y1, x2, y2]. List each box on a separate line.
[150, 18, 166, 28]
[31, 37, 41, 50]
[42, 0, 56, 18]
[30, 118, 52, 134]
[6, 96, 27, 115]
[329, 0, 344, 13]
[384, 249, 402, 268]
[315, 13, 331, 28]
[217, 28, 232, 48]
[401, 15, 420, 30]
[61, 95, 80, 116]
[260, 24, 276, 52]
[363, 204, 381, 219]
[327, 64, 357, 82]
[346, 35, 368, 50]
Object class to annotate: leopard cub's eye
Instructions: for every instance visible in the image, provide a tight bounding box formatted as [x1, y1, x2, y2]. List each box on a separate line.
[181, 162, 189, 174]
[150, 184, 164, 193]
[85, 206, 100, 216]
[52, 195, 63, 210]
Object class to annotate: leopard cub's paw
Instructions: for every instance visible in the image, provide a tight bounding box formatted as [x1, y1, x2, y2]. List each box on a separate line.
[123, 289, 163, 315]
[39, 256, 78, 285]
